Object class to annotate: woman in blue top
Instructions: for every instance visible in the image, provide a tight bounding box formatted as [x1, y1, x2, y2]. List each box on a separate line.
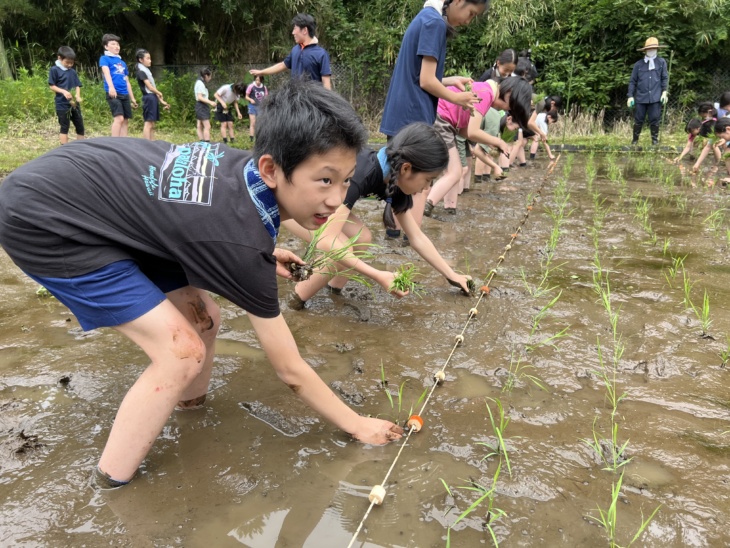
[379, 0, 488, 232]
[284, 123, 473, 307]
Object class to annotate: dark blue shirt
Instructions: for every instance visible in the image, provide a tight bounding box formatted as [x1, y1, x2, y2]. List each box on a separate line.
[379, 8, 447, 137]
[628, 57, 668, 104]
[48, 66, 82, 110]
[284, 43, 331, 82]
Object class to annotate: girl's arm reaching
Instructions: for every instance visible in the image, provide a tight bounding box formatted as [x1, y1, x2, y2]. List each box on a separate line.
[675, 136, 693, 163]
[420, 56, 479, 110]
[397, 209, 471, 294]
[465, 111, 510, 155]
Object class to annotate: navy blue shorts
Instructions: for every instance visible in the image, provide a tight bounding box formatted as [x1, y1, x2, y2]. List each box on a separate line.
[248, 104, 258, 116]
[26, 259, 189, 331]
[142, 94, 160, 122]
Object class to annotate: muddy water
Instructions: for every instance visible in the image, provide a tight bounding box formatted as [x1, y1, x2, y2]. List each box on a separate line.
[1, 155, 729, 547]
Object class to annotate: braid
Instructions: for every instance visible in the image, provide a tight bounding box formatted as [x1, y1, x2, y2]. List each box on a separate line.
[382, 152, 401, 230]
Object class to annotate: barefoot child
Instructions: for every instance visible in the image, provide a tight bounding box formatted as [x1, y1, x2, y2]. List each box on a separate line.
[0, 80, 402, 490]
[284, 122, 472, 307]
[48, 46, 85, 145]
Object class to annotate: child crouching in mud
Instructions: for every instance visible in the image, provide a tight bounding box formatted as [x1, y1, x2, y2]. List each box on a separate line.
[0, 80, 403, 490]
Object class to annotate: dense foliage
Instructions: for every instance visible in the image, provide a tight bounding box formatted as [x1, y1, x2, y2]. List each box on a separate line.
[1, 0, 728, 117]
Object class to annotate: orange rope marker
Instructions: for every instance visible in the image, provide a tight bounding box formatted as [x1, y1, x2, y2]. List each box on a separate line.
[407, 414, 424, 432]
[480, 286, 490, 294]
[369, 484, 386, 505]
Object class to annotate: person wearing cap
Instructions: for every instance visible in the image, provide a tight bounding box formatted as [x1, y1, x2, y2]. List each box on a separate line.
[627, 37, 669, 145]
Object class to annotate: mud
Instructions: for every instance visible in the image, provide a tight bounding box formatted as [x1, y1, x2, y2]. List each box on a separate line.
[1, 155, 729, 547]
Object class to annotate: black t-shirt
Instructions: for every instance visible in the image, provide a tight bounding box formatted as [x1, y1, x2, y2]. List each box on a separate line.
[344, 148, 387, 209]
[0, 138, 280, 318]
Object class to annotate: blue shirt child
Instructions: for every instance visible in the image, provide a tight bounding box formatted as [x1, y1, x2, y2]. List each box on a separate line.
[99, 53, 129, 95]
[379, 8, 447, 137]
[48, 61, 82, 110]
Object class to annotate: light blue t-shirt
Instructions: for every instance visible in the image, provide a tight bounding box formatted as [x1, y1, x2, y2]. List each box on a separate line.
[379, 8, 447, 137]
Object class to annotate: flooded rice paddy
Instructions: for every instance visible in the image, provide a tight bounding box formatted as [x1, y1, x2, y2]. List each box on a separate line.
[1, 153, 729, 547]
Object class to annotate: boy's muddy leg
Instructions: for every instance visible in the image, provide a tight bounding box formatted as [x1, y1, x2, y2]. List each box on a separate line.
[166, 286, 220, 406]
[99, 297, 216, 482]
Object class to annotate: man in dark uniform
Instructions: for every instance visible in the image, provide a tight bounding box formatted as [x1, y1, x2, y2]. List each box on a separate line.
[627, 37, 669, 145]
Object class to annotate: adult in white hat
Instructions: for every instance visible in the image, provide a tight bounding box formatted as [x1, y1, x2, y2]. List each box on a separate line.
[627, 37, 669, 145]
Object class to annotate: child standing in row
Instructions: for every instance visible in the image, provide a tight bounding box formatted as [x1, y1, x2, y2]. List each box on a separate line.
[99, 33, 137, 137]
[48, 46, 84, 145]
[194, 68, 216, 142]
[214, 82, 245, 144]
[529, 109, 557, 160]
[246, 75, 269, 143]
[135, 49, 170, 141]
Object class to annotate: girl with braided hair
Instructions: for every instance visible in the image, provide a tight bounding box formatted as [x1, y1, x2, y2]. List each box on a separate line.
[283, 123, 473, 308]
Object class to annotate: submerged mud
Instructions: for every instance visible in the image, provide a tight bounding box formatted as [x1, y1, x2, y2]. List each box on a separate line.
[1, 155, 729, 546]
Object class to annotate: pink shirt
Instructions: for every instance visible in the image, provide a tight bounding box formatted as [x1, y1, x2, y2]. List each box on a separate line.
[437, 81, 496, 130]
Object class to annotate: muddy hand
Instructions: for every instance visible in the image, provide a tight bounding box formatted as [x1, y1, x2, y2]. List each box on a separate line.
[351, 417, 404, 445]
[448, 276, 473, 296]
[273, 248, 305, 279]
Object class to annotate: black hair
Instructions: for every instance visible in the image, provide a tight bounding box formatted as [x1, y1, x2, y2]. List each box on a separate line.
[544, 95, 562, 111]
[292, 13, 317, 38]
[700, 118, 716, 138]
[253, 79, 367, 180]
[685, 118, 702, 133]
[719, 92, 730, 110]
[497, 77, 533, 129]
[199, 67, 212, 80]
[57, 46, 75, 60]
[441, 0, 489, 37]
[102, 34, 120, 48]
[546, 109, 558, 123]
[714, 117, 730, 135]
[382, 123, 449, 229]
[698, 102, 717, 117]
[135, 49, 149, 63]
[232, 82, 247, 95]
[514, 57, 538, 83]
[254, 75, 265, 84]
[499, 112, 512, 133]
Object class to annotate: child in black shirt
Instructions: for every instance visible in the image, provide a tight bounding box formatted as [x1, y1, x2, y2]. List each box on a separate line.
[48, 46, 84, 145]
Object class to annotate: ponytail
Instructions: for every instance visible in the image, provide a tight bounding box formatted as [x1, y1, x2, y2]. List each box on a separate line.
[382, 123, 449, 229]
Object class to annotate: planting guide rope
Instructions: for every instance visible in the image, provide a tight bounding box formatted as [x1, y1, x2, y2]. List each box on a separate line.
[346, 155, 561, 548]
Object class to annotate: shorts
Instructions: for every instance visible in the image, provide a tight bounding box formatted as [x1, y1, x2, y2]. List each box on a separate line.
[248, 104, 258, 116]
[215, 104, 234, 123]
[433, 114, 458, 150]
[456, 136, 469, 167]
[25, 259, 189, 331]
[142, 94, 160, 122]
[106, 93, 132, 119]
[195, 101, 211, 121]
[56, 106, 85, 136]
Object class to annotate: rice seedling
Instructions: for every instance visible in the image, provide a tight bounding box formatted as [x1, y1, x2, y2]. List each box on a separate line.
[718, 336, 730, 367]
[681, 268, 695, 310]
[441, 466, 505, 548]
[379, 361, 428, 420]
[289, 218, 377, 284]
[692, 288, 713, 339]
[587, 470, 661, 547]
[389, 263, 423, 297]
[662, 237, 671, 256]
[479, 398, 512, 478]
[663, 253, 686, 288]
[703, 207, 727, 234]
[519, 263, 561, 298]
[525, 290, 570, 352]
[503, 347, 548, 393]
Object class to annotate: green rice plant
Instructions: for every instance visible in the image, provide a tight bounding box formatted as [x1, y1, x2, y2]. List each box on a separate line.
[681, 268, 695, 310]
[289, 219, 377, 285]
[673, 192, 688, 214]
[587, 470, 661, 548]
[691, 288, 713, 338]
[663, 253, 686, 288]
[662, 237, 671, 256]
[503, 348, 548, 393]
[703, 208, 727, 233]
[519, 264, 561, 298]
[379, 361, 428, 420]
[479, 398, 512, 477]
[389, 263, 423, 297]
[441, 465, 505, 548]
[718, 336, 730, 367]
